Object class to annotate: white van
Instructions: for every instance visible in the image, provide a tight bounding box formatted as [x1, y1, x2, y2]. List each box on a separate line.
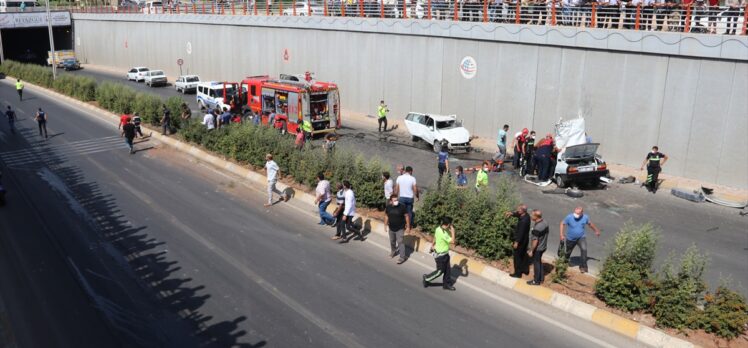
[196, 82, 237, 111]
[0, 0, 37, 12]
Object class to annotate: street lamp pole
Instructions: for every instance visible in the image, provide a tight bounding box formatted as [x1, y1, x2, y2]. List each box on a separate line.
[46, 0, 57, 79]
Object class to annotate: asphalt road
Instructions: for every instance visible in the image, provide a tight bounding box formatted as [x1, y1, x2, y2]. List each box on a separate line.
[0, 79, 645, 346]
[67, 66, 748, 296]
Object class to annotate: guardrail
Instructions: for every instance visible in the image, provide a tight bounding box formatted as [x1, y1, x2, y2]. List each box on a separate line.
[62, 1, 746, 35]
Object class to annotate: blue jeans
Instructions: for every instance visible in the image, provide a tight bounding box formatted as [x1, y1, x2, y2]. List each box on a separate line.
[318, 200, 335, 224]
[399, 196, 414, 225]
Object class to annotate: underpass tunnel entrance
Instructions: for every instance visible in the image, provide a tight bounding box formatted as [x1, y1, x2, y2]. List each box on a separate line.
[1, 26, 73, 65]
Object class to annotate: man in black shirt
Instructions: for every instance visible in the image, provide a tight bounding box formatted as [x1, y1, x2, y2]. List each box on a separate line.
[505, 204, 530, 278]
[5, 106, 16, 135]
[527, 209, 549, 285]
[640, 146, 668, 193]
[121, 117, 137, 154]
[384, 194, 410, 264]
[161, 106, 171, 135]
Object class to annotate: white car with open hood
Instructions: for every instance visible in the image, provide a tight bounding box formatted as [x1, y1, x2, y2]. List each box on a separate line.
[404, 112, 472, 153]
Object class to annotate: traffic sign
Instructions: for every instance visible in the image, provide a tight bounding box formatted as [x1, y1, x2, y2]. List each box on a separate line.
[177, 58, 184, 66]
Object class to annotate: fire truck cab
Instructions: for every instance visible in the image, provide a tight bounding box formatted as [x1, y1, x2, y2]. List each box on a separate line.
[239, 73, 340, 136]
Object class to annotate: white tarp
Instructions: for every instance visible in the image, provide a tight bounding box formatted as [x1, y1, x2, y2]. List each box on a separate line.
[0, 11, 71, 29]
[554, 117, 587, 150]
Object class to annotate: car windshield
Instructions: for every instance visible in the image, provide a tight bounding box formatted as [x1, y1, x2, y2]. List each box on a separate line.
[185, 76, 199, 82]
[436, 120, 457, 129]
[138, 68, 149, 72]
[152, 71, 164, 76]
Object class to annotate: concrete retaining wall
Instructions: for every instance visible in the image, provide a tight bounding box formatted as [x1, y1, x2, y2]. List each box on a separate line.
[71, 14, 748, 188]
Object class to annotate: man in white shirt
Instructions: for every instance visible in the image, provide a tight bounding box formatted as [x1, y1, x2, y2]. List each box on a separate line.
[382, 171, 393, 204]
[394, 166, 418, 224]
[203, 111, 215, 130]
[264, 154, 286, 207]
[315, 172, 335, 225]
[341, 180, 362, 241]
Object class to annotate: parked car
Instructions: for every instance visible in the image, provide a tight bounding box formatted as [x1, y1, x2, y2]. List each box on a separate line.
[553, 143, 609, 188]
[144, 70, 167, 87]
[175, 75, 200, 94]
[404, 112, 471, 153]
[127, 67, 150, 82]
[61, 58, 81, 71]
[282, 1, 324, 16]
[196, 81, 236, 111]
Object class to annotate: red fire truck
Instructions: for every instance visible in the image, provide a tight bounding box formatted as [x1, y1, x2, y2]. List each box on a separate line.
[239, 73, 341, 136]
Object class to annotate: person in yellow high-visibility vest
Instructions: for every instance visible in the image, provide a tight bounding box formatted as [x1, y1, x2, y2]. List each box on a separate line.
[377, 100, 389, 132]
[475, 162, 489, 192]
[301, 119, 313, 140]
[16, 79, 24, 101]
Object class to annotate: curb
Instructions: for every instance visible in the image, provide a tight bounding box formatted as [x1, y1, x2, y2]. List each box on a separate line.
[5, 79, 698, 348]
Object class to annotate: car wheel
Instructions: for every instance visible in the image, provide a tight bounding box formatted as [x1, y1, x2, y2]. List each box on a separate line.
[555, 175, 567, 188]
[411, 135, 419, 142]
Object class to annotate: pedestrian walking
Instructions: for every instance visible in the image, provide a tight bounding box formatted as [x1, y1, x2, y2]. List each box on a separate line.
[340, 180, 362, 241]
[494, 124, 509, 167]
[382, 171, 393, 204]
[505, 204, 530, 278]
[132, 114, 144, 138]
[15, 79, 24, 101]
[263, 154, 287, 207]
[394, 166, 418, 225]
[384, 193, 410, 264]
[437, 144, 449, 184]
[161, 105, 171, 135]
[422, 216, 456, 291]
[35, 108, 48, 139]
[640, 146, 668, 193]
[559, 206, 601, 273]
[332, 182, 346, 240]
[455, 165, 468, 188]
[314, 172, 335, 225]
[377, 100, 389, 132]
[475, 162, 489, 191]
[118, 113, 131, 131]
[121, 116, 137, 154]
[527, 209, 549, 285]
[5, 106, 16, 135]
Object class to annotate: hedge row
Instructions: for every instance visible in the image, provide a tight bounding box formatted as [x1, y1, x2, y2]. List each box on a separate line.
[96, 81, 184, 129]
[180, 121, 387, 208]
[594, 224, 747, 339]
[0, 60, 96, 101]
[418, 177, 519, 260]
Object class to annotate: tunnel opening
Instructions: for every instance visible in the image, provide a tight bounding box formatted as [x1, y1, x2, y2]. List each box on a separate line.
[1, 25, 73, 65]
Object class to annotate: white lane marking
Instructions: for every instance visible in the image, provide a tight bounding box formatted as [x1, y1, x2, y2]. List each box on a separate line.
[1, 137, 124, 160]
[113, 178, 366, 348]
[196, 161, 624, 348]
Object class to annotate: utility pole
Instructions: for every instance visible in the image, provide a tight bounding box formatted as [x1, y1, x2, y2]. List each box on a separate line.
[46, 0, 57, 79]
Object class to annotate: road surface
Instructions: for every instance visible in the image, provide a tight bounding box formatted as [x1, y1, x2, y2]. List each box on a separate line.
[67, 66, 748, 295]
[0, 77, 645, 346]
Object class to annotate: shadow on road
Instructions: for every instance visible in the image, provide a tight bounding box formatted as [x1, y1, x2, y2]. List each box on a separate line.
[0, 125, 263, 347]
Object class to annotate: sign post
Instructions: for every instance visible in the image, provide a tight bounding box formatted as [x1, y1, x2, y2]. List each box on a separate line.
[177, 58, 184, 76]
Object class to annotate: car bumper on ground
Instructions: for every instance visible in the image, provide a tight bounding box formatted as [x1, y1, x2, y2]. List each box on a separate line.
[560, 169, 610, 183]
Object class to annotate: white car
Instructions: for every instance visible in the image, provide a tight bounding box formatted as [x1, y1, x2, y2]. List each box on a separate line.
[143, 70, 167, 87]
[553, 143, 609, 188]
[282, 1, 323, 16]
[175, 75, 200, 94]
[127, 67, 150, 82]
[404, 112, 471, 153]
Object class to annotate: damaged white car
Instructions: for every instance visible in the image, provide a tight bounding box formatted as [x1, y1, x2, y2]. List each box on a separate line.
[404, 112, 472, 153]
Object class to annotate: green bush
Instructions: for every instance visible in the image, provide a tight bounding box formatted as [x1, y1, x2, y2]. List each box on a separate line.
[178, 121, 387, 209]
[418, 177, 518, 260]
[132, 92, 164, 125]
[164, 96, 185, 130]
[652, 246, 708, 330]
[595, 223, 659, 312]
[695, 283, 748, 339]
[551, 254, 569, 283]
